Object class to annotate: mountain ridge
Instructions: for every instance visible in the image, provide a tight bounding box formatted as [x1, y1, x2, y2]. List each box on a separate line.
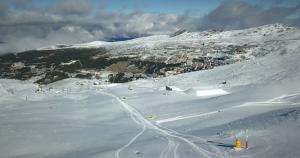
[0, 23, 298, 84]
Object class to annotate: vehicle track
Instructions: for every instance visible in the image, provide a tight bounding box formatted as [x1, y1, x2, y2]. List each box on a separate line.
[99, 91, 225, 158]
[156, 93, 300, 125]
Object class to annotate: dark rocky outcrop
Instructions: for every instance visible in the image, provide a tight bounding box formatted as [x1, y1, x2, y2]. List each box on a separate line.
[169, 29, 187, 37]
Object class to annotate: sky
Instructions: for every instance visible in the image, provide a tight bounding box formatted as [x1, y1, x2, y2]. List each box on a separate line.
[103, 0, 223, 15]
[0, 0, 300, 54]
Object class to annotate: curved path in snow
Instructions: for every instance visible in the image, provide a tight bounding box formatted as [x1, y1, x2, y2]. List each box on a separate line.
[98, 91, 227, 158]
[156, 93, 300, 125]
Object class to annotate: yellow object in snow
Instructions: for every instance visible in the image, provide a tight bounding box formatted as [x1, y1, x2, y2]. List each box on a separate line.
[147, 114, 156, 120]
[235, 139, 242, 150]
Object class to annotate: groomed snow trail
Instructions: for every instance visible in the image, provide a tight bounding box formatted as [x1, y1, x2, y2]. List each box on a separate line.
[156, 93, 300, 125]
[98, 91, 227, 158]
[114, 104, 146, 158]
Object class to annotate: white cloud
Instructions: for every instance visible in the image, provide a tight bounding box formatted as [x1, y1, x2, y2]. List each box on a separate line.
[0, 0, 299, 54]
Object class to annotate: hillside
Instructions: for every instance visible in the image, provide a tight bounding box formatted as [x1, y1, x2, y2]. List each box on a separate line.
[0, 23, 297, 84]
[0, 23, 300, 158]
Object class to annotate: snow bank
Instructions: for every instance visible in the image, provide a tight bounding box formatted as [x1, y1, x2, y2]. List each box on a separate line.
[184, 88, 229, 97]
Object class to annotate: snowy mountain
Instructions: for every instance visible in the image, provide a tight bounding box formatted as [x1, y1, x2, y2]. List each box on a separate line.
[0, 23, 300, 158]
[1, 23, 297, 84]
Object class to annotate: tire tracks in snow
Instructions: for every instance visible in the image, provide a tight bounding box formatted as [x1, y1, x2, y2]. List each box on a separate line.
[160, 139, 176, 158]
[156, 92, 300, 125]
[114, 99, 147, 158]
[99, 91, 225, 158]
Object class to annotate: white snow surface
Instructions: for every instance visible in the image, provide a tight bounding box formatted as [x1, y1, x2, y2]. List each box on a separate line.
[37, 24, 298, 59]
[1, 24, 300, 158]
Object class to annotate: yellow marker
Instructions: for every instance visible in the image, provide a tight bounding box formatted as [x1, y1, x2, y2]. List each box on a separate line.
[235, 139, 242, 150]
[147, 114, 156, 120]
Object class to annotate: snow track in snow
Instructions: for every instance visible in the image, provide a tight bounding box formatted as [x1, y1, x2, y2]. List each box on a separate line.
[156, 111, 219, 124]
[156, 92, 300, 125]
[114, 98, 147, 158]
[99, 91, 226, 158]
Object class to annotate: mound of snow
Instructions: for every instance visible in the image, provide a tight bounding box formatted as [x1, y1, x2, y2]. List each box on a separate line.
[184, 88, 229, 97]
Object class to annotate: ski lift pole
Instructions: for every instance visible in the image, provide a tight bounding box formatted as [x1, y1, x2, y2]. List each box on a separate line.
[245, 135, 249, 149]
[245, 129, 249, 149]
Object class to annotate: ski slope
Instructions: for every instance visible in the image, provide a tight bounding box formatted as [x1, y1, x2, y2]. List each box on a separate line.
[0, 24, 300, 158]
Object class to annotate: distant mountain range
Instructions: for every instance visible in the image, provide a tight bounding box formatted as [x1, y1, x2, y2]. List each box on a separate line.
[0, 23, 297, 84]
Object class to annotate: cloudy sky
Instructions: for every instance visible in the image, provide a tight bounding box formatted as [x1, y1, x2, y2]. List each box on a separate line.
[0, 0, 300, 54]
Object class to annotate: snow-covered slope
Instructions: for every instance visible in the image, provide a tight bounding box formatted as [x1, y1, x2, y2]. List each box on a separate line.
[2, 23, 299, 85]
[39, 23, 297, 62]
[0, 23, 300, 158]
